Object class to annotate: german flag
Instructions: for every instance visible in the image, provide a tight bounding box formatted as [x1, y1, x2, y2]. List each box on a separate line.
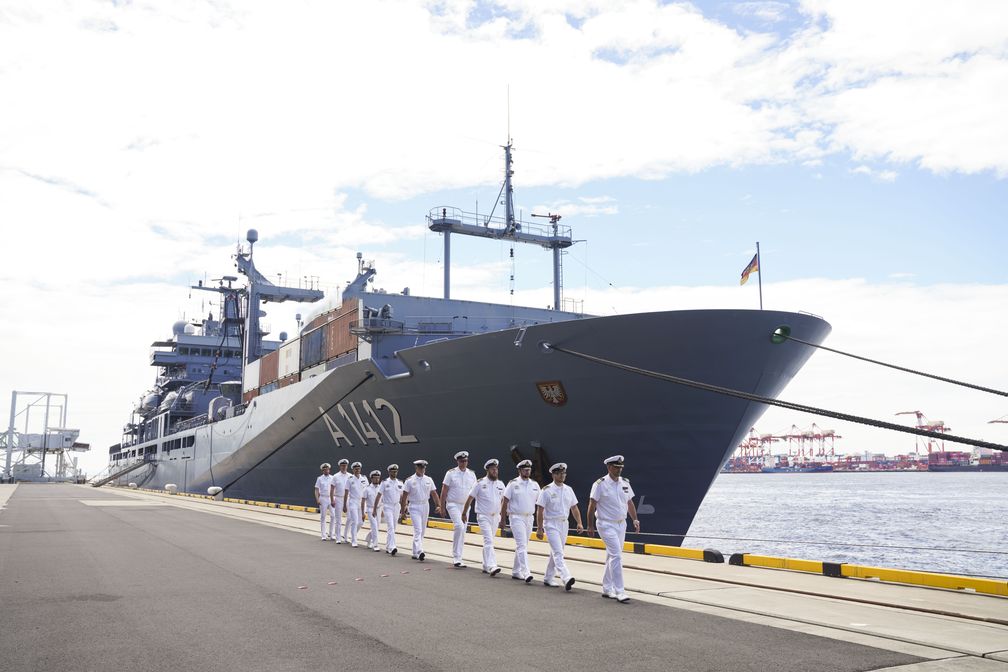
[740, 253, 759, 285]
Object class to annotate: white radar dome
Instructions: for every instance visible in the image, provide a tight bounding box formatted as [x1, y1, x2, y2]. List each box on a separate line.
[172, 320, 187, 336]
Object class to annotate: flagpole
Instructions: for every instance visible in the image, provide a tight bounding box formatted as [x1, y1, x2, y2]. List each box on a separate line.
[756, 241, 763, 310]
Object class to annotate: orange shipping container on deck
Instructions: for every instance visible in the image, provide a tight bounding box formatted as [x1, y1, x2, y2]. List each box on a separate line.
[325, 298, 359, 360]
[278, 374, 300, 388]
[258, 349, 279, 386]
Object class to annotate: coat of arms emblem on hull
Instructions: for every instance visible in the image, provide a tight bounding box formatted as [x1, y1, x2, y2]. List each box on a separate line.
[536, 381, 567, 406]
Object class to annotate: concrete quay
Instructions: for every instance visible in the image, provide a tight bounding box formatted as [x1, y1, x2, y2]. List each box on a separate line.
[0, 483, 1005, 672]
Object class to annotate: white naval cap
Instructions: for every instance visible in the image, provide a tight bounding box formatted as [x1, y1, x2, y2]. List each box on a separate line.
[413, 459, 428, 467]
[320, 462, 331, 470]
[369, 470, 381, 477]
[454, 450, 469, 460]
[516, 459, 532, 469]
[338, 458, 349, 465]
[604, 455, 625, 466]
[351, 461, 362, 469]
[549, 462, 567, 473]
[387, 463, 399, 471]
[484, 458, 499, 469]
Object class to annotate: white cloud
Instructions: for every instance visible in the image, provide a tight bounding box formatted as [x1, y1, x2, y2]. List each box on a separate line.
[850, 165, 898, 182]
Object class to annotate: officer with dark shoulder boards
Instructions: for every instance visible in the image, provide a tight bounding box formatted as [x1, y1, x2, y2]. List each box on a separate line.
[501, 459, 540, 583]
[586, 455, 639, 603]
[463, 458, 505, 576]
[400, 459, 440, 561]
[536, 462, 583, 590]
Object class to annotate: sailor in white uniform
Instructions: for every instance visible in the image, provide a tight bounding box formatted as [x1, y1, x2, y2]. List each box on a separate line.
[501, 459, 540, 583]
[535, 462, 584, 590]
[400, 459, 441, 561]
[344, 461, 367, 547]
[314, 463, 336, 540]
[375, 464, 403, 555]
[586, 455, 640, 603]
[364, 470, 382, 550]
[462, 458, 505, 576]
[439, 450, 477, 568]
[332, 458, 351, 543]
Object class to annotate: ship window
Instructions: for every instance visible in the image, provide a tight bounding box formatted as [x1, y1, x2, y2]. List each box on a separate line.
[179, 347, 189, 355]
[201, 348, 211, 357]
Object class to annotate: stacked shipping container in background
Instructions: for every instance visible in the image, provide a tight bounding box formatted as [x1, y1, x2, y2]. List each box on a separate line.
[242, 298, 360, 402]
[278, 337, 300, 388]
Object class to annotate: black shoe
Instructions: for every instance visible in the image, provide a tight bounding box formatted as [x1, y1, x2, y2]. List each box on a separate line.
[390, 548, 397, 556]
[565, 577, 576, 592]
[411, 555, 418, 560]
[524, 575, 533, 584]
[418, 552, 425, 561]
[490, 567, 501, 577]
[453, 562, 465, 568]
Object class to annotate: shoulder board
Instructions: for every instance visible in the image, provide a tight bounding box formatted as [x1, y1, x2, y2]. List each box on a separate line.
[594, 478, 604, 485]
[509, 477, 518, 482]
[622, 477, 630, 483]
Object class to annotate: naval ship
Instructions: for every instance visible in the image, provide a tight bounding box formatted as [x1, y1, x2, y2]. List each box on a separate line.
[103, 143, 831, 540]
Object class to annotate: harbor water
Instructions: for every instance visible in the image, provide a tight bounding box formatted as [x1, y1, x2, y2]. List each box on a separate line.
[680, 472, 1008, 579]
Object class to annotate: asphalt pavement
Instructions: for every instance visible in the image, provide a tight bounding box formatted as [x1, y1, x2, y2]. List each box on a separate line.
[0, 484, 924, 672]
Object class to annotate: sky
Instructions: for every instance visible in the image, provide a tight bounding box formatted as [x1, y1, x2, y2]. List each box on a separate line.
[1, 0, 1006, 477]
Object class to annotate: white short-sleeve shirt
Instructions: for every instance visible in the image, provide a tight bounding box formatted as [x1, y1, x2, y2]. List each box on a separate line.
[364, 483, 380, 510]
[536, 482, 578, 519]
[589, 475, 635, 522]
[346, 474, 367, 502]
[442, 467, 477, 505]
[315, 474, 334, 498]
[403, 474, 436, 506]
[503, 477, 541, 515]
[378, 477, 403, 508]
[468, 476, 506, 516]
[331, 471, 350, 498]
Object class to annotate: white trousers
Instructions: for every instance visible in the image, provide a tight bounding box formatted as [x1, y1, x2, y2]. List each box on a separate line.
[476, 513, 500, 571]
[319, 500, 337, 539]
[347, 502, 362, 544]
[338, 503, 349, 541]
[597, 519, 627, 594]
[366, 507, 379, 547]
[509, 513, 533, 578]
[446, 502, 467, 563]
[382, 507, 399, 552]
[543, 519, 571, 582]
[408, 503, 428, 556]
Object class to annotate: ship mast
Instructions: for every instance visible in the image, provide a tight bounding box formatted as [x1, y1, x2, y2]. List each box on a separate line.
[428, 141, 575, 309]
[194, 230, 324, 365]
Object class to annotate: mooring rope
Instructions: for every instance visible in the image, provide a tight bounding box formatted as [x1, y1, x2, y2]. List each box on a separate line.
[544, 343, 1008, 452]
[780, 333, 1008, 398]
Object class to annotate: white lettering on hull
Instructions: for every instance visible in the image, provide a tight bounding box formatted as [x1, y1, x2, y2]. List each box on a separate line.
[318, 398, 418, 447]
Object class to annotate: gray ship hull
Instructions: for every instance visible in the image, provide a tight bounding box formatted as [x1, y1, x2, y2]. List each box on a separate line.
[115, 308, 830, 539]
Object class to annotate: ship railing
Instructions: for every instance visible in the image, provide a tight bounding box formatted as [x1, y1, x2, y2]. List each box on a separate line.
[427, 206, 572, 241]
[349, 318, 405, 336]
[171, 414, 208, 433]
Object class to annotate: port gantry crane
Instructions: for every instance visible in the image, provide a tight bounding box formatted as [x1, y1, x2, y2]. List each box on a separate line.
[895, 410, 950, 454]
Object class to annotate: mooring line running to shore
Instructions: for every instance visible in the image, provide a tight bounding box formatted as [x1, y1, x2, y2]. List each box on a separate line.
[780, 332, 1008, 398]
[543, 343, 1008, 452]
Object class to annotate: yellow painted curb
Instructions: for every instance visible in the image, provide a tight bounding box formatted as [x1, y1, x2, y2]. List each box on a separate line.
[841, 563, 1008, 597]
